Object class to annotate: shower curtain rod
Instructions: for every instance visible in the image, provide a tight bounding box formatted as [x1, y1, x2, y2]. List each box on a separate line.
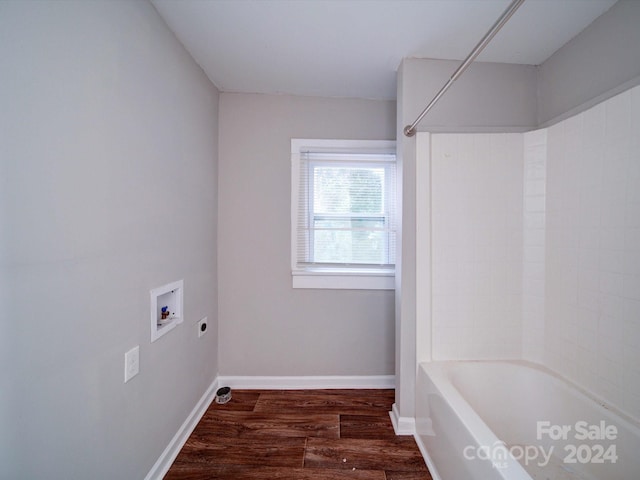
[403, 0, 526, 137]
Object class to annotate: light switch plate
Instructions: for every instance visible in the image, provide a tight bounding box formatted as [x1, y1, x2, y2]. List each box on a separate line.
[124, 346, 140, 383]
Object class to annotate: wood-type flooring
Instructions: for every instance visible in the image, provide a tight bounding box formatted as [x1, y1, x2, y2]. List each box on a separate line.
[164, 389, 432, 479]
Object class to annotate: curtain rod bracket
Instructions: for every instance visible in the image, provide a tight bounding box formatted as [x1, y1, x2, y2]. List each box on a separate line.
[403, 125, 416, 137]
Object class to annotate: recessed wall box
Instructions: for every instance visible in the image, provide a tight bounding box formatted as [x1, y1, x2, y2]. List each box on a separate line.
[150, 280, 184, 342]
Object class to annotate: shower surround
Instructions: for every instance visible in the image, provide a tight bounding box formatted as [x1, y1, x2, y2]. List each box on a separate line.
[419, 85, 640, 423]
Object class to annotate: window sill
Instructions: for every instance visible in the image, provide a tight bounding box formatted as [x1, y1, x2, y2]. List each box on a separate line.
[292, 269, 395, 290]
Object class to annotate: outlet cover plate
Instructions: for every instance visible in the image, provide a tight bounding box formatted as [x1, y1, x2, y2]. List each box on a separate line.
[124, 346, 140, 383]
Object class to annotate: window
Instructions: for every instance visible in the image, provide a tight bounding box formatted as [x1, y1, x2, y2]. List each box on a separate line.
[291, 139, 396, 290]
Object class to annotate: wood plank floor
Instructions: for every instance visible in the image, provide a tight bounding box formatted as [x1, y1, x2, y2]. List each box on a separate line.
[165, 389, 432, 480]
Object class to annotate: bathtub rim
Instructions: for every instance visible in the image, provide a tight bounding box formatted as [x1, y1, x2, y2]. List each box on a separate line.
[415, 359, 640, 480]
[416, 360, 532, 480]
[420, 359, 640, 432]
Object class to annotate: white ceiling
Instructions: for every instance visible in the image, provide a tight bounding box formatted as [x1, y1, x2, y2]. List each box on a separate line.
[152, 0, 617, 100]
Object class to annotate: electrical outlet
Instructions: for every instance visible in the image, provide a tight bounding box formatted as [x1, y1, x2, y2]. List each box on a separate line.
[124, 346, 140, 383]
[197, 317, 208, 338]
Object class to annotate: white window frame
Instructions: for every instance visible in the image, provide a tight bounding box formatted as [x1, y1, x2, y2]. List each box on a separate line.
[291, 139, 396, 290]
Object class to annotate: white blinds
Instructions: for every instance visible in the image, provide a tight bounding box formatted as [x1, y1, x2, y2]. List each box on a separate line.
[294, 150, 396, 270]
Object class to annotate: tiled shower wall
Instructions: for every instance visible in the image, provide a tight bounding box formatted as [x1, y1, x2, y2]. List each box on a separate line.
[544, 86, 640, 420]
[431, 133, 524, 360]
[522, 129, 547, 364]
[428, 86, 640, 421]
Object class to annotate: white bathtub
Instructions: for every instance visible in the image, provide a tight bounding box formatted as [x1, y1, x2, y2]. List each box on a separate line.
[415, 361, 640, 480]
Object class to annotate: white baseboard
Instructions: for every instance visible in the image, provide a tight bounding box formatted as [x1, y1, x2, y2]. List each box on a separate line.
[217, 374, 395, 390]
[389, 402, 416, 435]
[144, 377, 219, 480]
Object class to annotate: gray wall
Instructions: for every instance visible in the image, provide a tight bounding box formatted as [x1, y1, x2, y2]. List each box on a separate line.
[402, 59, 538, 133]
[0, 2, 219, 479]
[537, 0, 640, 126]
[218, 93, 396, 376]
